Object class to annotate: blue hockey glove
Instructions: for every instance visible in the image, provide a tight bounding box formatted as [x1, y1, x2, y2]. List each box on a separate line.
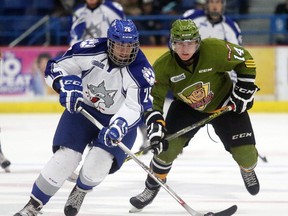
[59, 75, 83, 114]
[230, 82, 259, 114]
[98, 117, 128, 148]
[146, 111, 168, 155]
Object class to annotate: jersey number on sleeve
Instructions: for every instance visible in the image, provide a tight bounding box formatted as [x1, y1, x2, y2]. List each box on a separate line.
[233, 47, 245, 61]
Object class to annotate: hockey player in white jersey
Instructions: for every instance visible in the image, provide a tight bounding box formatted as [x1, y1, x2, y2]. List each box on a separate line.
[182, 0, 242, 45]
[14, 19, 155, 216]
[69, 0, 125, 46]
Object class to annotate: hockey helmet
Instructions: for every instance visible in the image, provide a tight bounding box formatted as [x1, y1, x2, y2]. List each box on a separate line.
[107, 19, 139, 67]
[170, 19, 201, 51]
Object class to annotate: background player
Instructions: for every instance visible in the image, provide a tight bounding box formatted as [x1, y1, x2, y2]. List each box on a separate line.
[69, 0, 125, 46]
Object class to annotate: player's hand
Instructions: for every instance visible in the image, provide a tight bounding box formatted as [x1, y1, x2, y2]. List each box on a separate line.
[147, 122, 168, 155]
[98, 118, 128, 148]
[146, 111, 168, 155]
[230, 82, 259, 114]
[59, 75, 83, 114]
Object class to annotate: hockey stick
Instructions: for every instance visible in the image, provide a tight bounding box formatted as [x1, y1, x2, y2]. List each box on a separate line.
[67, 106, 232, 182]
[78, 106, 237, 216]
[125, 105, 233, 162]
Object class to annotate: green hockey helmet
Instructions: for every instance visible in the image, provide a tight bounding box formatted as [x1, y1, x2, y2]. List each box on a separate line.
[170, 19, 201, 51]
[170, 19, 200, 42]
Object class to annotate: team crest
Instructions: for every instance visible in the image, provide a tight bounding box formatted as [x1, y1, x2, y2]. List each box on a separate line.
[86, 81, 117, 111]
[80, 38, 98, 48]
[178, 81, 214, 110]
[142, 67, 155, 86]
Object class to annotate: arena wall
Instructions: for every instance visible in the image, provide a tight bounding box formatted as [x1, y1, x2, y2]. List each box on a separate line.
[1, 46, 288, 113]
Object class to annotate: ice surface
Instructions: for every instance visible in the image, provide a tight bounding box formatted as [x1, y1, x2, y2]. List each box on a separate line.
[0, 113, 287, 215]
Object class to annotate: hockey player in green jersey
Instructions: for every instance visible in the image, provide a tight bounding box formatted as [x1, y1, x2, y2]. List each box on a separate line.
[130, 19, 260, 212]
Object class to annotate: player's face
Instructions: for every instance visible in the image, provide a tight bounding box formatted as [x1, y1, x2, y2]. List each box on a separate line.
[112, 42, 134, 61]
[38, 58, 49, 73]
[173, 41, 199, 61]
[86, 0, 102, 8]
[206, 0, 223, 20]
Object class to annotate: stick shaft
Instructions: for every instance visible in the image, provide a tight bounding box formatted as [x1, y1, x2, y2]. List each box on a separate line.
[79, 107, 201, 216]
[126, 105, 233, 161]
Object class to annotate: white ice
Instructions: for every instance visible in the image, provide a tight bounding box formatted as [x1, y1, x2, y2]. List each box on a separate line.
[0, 112, 287, 216]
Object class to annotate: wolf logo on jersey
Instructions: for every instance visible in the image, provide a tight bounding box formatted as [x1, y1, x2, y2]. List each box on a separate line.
[87, 81, 117, 110]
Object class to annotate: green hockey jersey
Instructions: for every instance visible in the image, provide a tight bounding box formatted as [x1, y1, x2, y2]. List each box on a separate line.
[152, 38, 256, 113]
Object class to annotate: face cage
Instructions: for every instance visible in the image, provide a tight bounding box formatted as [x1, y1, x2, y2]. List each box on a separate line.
[107, 39, 140, 67]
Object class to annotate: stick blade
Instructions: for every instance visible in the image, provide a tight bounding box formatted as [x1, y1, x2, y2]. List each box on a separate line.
[212, 205, 238, 216]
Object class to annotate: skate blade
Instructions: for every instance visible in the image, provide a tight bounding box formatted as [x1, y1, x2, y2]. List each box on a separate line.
[129, 206, 143, 213]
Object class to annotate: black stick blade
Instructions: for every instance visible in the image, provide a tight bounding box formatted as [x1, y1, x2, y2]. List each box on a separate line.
[204, 205, 238, 216]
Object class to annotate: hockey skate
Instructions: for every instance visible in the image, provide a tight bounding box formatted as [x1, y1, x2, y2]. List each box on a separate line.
[64, 185, 88, 216]
[14, 197, 43, 216]
[0, 152, 11, 172]
[129, 187, 160, 213]
[240, 168, 260, 195]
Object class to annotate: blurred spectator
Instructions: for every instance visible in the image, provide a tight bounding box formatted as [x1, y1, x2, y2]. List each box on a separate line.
[274, 0, 288, 44]
[159, 1, 181, 45]
[69, 0, 125, 46]
[30, 52, 52, 95]
[52, 0, 76, 17]
[136, 0, 162, 45]
[238, 0, 249, 14]
[116, 0, 141, 16]
[153, 0, 181, 14]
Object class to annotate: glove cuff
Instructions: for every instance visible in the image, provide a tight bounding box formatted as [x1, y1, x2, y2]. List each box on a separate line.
[236, 81, 260, 92]
[52, 77, 63, 93]
[145, 110, 165, 127]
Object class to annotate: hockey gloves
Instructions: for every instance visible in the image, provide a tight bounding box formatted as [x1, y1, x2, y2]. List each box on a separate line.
[230, 82, 259, 114]
[59, 75, 83, 114]
[98, 117, 128, 148]
[146, 111, 168, 155]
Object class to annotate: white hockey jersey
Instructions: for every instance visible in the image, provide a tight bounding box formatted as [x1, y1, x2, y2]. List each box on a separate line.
[70, 2, 125, 46]
[182, 9, 242, 45]
[45, 38, 154, 128]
